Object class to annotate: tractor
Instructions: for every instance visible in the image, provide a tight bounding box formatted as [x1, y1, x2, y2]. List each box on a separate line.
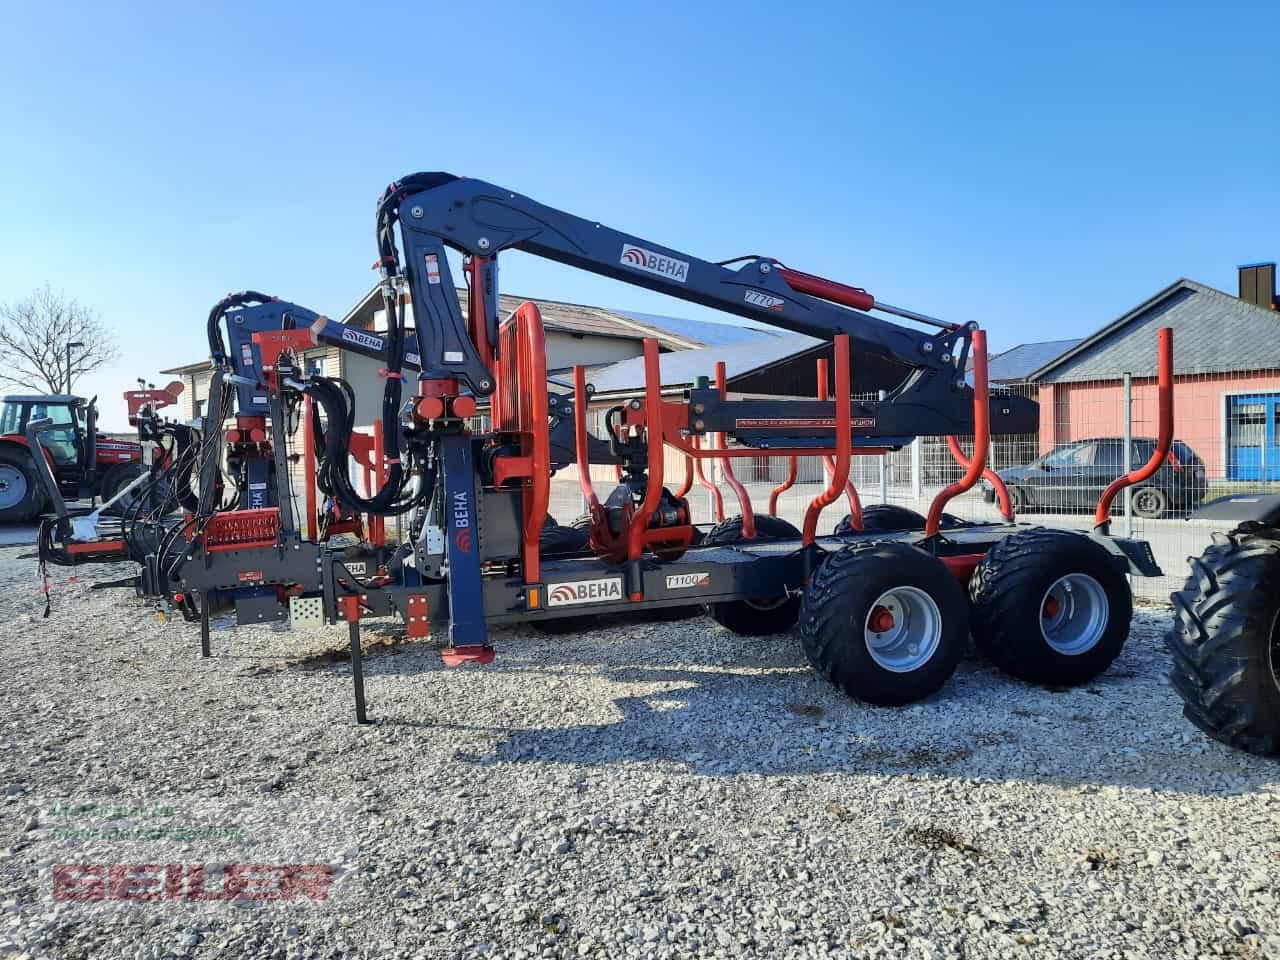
[0, 382, 182, 524]
[1169, 495, 1280, 757]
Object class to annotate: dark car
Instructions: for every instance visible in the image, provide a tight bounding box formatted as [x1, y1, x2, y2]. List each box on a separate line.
[983, 437, 1207, 518]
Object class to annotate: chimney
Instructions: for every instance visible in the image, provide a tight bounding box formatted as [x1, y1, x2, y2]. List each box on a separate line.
[1238, 262, 1277, 310]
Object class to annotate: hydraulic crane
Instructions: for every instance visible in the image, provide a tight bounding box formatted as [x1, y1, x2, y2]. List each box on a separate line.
[38, 173, 1170, 723]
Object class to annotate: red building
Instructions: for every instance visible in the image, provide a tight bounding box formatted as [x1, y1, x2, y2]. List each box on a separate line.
[1028, 263, 1280, 481]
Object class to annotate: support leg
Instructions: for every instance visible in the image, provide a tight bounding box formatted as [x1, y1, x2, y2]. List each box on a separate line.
[348, 618, 368, 724]
[199, 595, 211, 659]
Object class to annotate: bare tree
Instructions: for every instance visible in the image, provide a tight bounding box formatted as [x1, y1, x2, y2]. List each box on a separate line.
[0, 285, 118, 395]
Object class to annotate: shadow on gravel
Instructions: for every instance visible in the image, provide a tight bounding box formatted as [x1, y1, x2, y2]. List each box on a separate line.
[472, 654, 1279, 797]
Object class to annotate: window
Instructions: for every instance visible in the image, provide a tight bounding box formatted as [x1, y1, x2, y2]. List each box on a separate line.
[0, 402, 20, 435]
[1043, 442, 1097, 467]
[304, 354, 325, 378]
[1092, 440, 1125, 471]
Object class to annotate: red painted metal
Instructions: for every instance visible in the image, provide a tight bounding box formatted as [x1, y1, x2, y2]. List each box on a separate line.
[1094, 328, 1174, 529]
[816, 357, 862, 529]
[463, 255, 496, 376]
[451, 395, 477, 419]
[572, 365, 601, 511]
[627, 338, 666, 563]
[372, 419, 386, 547]
[946, 435, 1013, 522]
[802, 336, 851, 544]
[939, 553, 984, 583]
[302, 396, 317, 541]
[66, 540, 126, 555]
[777, 266, 875, 312]
[925, 330, 989, 537]
[768, 457, 797, 517]
[442, 645, 496, 667]
[494, 302, 551, 584]
[405, 595, 429, 639]
[714, 361, 755, 538]
[337, 595, 361, 622]
[414, 396, 445, 421]
[675, 455, 693, 499]
[201, 507, 281, 553]
[691, 435, 724, 522]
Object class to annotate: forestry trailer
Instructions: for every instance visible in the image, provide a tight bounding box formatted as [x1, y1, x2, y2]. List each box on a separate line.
[34, 173, 1174, 724]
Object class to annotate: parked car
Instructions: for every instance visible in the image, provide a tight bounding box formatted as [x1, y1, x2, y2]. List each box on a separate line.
[982, 438, 1207, 518]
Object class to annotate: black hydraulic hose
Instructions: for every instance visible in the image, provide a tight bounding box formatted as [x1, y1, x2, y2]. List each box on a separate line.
[206, 290, 275, 362]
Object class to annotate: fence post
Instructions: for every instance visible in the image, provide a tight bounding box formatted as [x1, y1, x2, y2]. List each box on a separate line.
[910, 437, 922, 506]
[879, 452, 888, 504]
[1122, 372, 1133, 538]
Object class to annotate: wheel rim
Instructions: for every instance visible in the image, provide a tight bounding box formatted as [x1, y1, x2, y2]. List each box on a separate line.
[746, 595, 789, 611]
[1134, 488, 1161, 515]
[863, 586, 942, 673]
[0, 465, 26, 510]
[1040, 573, 1109, 655]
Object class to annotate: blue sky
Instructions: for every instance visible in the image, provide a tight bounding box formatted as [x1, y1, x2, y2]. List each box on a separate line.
[1, 1, 1277, 427]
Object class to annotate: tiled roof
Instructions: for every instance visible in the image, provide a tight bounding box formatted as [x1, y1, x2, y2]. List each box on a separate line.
[1030, 280, 1280, 383]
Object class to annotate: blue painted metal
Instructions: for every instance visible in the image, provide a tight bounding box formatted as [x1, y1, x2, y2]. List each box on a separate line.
[438, 434, 487, 647]
[382, 173, 1025, 440]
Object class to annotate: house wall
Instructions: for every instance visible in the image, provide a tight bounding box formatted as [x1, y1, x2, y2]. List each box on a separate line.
[1037, 370, 1280, 476]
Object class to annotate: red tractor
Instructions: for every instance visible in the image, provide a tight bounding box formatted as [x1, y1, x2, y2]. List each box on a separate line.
[0, 382, 183, 524]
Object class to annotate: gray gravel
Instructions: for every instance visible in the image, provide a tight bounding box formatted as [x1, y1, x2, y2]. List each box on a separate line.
[1, 548, 1278, 959]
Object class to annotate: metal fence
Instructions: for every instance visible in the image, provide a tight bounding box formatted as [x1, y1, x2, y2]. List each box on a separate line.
[545, 368, 1280, 603]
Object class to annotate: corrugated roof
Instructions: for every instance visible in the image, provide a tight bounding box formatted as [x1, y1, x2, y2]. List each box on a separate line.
[986, 338, 1082, 383]
[1030, 279, 1280, 383]
[587, 333, 823, 397]
[609, 310, 780, 349]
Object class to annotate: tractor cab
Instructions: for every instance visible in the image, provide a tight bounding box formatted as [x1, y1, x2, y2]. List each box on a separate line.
[0, 395, 89, 471]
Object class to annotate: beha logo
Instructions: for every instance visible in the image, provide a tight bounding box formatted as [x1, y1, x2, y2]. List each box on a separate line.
[546, 577, 624, 607]
[620, 244, 689, 283]
[452, 491, 472, 552]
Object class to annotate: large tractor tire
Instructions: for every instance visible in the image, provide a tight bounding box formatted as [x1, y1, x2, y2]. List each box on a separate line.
[100, 462, 149, 516]
[832, 504, 964, 536]
[799, 542, 968, 705]
[0, 447, 45, 524]
[969, 528, 1132, 687]
[1168, 530, 1280, 756]
[703, 515, 803, 635]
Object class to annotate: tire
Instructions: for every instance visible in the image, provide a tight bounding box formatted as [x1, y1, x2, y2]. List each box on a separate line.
[799, 542, 968, 705]
[969, 528, 1132, 686]
[832, 504, 963, 536]
[100, 462, 148, 516]
[704, 515, 802, 635]
[1167, 530, 1280, 756]
[1007, 485, 1028, 514]
[703, 514, 801, 545]
[540, 523, 589, 556]
[1131, 486, 1167, 519]
[0, 447, 45, 523]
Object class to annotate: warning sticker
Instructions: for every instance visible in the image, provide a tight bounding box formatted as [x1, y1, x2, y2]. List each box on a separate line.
[734, 417, 877, 429]
[424, 254, 442, 284]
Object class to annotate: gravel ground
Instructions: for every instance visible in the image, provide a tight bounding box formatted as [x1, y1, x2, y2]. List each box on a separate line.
[1, 546, 1278, 960]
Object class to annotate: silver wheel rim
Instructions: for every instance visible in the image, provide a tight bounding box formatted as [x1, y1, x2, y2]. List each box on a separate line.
[0, 465, 26, 511]
[1134, 488, 1162, 515]
[1040, 573, 1108, 655]
[864, 586, 942, 673]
